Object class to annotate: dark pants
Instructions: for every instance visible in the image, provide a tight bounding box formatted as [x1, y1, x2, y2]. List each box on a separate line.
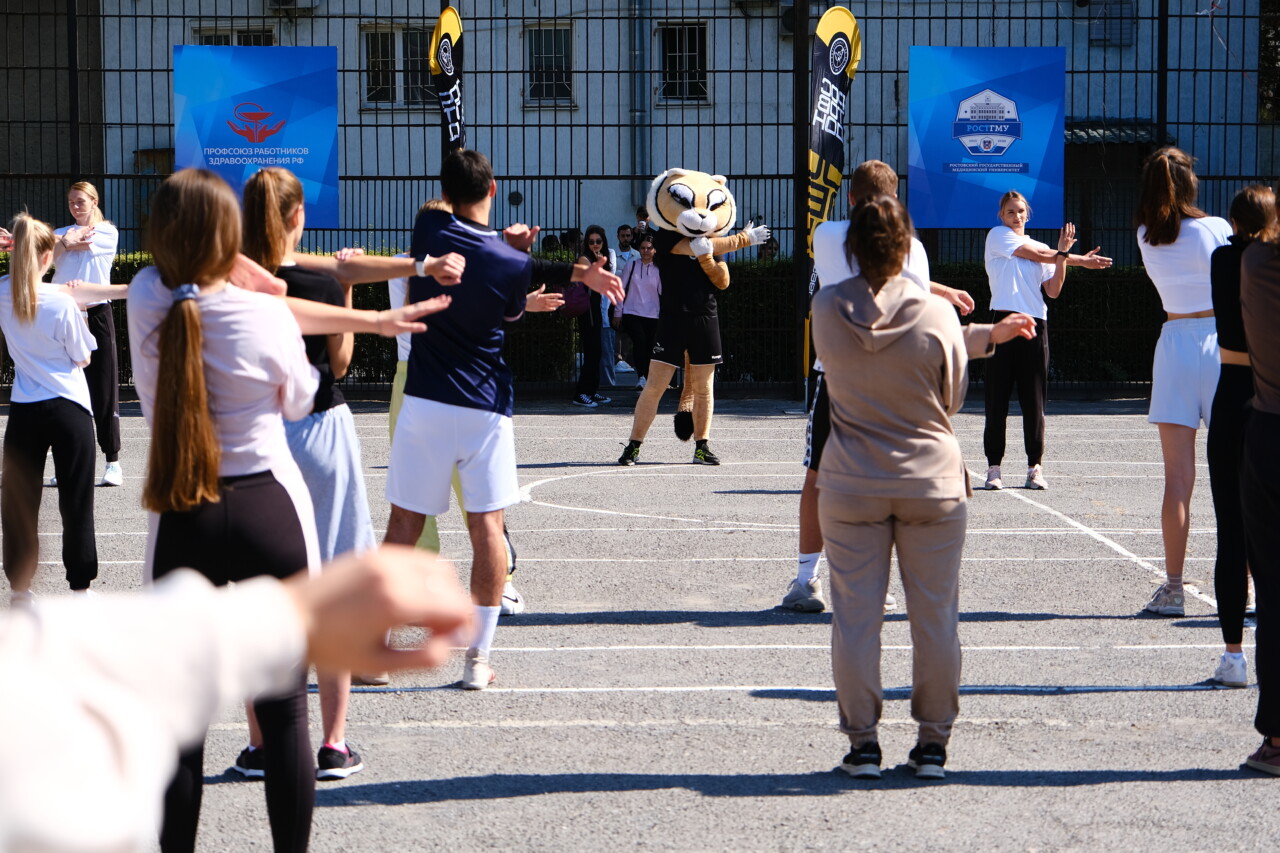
[622, 314, 659, 379]
[575, 293, 602, 397]
[1241, 409, 1280, 738]
[1, 397, 97, 591]
[154, 471, 314, 853]
[1208, 363, 1253, 645]
[84, 303, 122, 462]
[983, 313, 1049, 467]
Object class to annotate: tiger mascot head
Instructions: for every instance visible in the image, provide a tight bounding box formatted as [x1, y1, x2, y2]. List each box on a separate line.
[645, 168, 738, 239]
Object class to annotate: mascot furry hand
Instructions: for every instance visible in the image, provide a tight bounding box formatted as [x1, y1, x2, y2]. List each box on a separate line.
[646, 168, 770, 290]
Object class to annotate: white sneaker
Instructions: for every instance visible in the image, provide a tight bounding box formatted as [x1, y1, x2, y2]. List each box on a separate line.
[461, 650, 496, 690]
[780, 577, 827, 612]
[884, 592, 897, 612]
[616, 360, 635, 374]
[1212, 652, 1248, 688]
[636, 375, 647, 390]
[984, 466, 1002, 490]
[500, 579, 526, 615]
[100, 461, 123, 486]
[1025, 464, 1048, 490]
[9, 590, 35, 610]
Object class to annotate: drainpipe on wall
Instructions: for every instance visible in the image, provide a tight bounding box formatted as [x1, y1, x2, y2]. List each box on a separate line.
[630, 0, 649, 206]
[67, 0, 81, 176]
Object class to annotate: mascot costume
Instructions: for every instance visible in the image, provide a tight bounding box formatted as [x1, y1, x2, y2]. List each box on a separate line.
[617, 168, 769, 465]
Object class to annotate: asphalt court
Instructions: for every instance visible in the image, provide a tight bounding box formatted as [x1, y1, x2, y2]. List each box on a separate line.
[8, 396, 1277, 851]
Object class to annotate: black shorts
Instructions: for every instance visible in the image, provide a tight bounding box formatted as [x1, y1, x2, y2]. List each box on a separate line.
[804, 372, 830, 471]
[652, 313, 723, 367]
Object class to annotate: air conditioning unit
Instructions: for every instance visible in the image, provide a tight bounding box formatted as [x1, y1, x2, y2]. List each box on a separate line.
[267, 0, 317, 13]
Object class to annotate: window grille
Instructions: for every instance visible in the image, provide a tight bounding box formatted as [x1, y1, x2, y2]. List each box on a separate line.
[527, 25, 572, 103]
[1088, 1, 1135, 47]
[658, 23, 708, 101]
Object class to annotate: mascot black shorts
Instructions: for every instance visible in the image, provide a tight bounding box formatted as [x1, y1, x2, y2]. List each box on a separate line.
[652, 313, 723, 367]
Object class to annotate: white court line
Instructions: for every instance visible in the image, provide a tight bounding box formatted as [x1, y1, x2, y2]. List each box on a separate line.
[487, 643, 1245, 653]
[327, 683, 1232, 696]
[970, 467, 1219, 609]
[509, 557, 1187, 563]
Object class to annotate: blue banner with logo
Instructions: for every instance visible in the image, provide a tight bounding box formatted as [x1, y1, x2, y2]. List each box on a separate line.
[174, 45, 339, 227]
[907, 46, 1065, 229]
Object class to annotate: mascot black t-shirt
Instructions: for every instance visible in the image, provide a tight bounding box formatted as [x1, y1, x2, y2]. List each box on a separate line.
[652, 229, 718, 317]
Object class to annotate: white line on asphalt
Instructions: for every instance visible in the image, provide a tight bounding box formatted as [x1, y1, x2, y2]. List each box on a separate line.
[331, 683, 1235, 695]
[488, 644, 1084, 652]
[971, 467, 1220, 609]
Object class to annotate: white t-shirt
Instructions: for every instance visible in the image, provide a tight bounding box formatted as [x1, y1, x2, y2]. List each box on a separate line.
[0, 277, 95, 411]
[127, 267, 319, 478]
[812, 219, 931, 372]
[1137, 217, 1233, 314]
[53, 221, 119, 309]
[388, 253, 413, 363]
[984, 225, 1054, 320]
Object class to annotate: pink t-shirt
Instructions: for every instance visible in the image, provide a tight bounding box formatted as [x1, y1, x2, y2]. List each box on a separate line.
[127, 267, 319, 477]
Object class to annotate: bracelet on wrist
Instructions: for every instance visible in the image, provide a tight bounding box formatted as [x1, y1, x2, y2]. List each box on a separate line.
[1055, 250, 1069, 258]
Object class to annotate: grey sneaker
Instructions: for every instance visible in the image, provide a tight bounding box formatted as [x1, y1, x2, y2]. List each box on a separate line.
[984, 466, 1002, 490]
[1025, 464, 1048, 490]
[1212, 652, 1248, 688]
[780, 577, 827, 612]
[1144, 583, 1185, 616]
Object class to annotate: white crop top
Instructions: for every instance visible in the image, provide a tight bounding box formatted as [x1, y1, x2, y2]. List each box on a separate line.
[1137, 217, 1232, 314]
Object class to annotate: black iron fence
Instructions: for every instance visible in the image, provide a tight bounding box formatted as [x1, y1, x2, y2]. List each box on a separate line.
[2, 1, 1277, 398]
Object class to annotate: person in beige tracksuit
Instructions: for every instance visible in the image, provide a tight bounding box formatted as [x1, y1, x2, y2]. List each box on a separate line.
[811, 195, 1035, 780]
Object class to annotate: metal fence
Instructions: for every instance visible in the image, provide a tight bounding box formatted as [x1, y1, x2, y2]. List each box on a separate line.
[1, 0, 1277, 398]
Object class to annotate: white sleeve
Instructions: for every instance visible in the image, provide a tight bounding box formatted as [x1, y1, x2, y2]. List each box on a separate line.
[90, 222, 119, 258]
[266, 297, 321, 421]
[813, 220, 857, 287]
[985, 226, 1027, 261]
[54, 294, 97, 362]
[904, 238, 932, 292]
[0, 572, 305, 853]
[126, 267, 167, 424]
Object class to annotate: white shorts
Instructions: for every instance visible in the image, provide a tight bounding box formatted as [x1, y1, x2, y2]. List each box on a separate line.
[1148, 317, 1220, 429]
[387, 396, 520, 516]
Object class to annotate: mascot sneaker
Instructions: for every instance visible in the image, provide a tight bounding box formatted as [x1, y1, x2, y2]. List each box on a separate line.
[618, 440, 641, 466]
[693, 441, 720, 465]
[781, 577, 827, 612]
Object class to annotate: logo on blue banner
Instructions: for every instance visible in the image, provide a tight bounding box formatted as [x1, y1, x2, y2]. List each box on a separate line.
[174, 46, 339, 227]
[907, 47, 1065, 229]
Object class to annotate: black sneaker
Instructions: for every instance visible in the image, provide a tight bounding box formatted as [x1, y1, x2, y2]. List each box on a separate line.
[316, 745, 364, 781]
[907, 742, 947, 779]
[232, 746, 266, 779]
[692, 443, 720, 465]
[618, 441, 641, 466]
[673, 410, 695, 441]
[840, 741, 882, 779]
[571, 394, 598, 408]
[591, 393, 612, 405]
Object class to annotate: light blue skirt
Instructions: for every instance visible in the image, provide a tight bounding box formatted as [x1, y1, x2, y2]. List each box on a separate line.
[284, 403, 377, 562]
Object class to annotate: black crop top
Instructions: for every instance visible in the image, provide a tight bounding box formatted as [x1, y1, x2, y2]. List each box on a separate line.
[1210, 234, 1249, 353]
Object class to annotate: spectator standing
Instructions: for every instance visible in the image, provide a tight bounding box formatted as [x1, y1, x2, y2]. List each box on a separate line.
[616, 231, 662, 390]
[574, 225, 614, 407]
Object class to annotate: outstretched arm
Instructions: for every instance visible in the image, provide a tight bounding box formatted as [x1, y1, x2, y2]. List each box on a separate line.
[56, 281, 128, 307]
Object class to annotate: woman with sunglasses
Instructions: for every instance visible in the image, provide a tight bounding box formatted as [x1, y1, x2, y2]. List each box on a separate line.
[572, 225, 615, 408]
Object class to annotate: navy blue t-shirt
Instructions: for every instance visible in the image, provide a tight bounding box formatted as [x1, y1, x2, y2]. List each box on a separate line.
[404, 209, 532, 417]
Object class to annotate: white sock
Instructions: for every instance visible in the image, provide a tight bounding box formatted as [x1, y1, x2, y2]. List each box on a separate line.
[796, 552, 821, 584]
[1225, 651, 1246, 660]
[470, 605, 501, 656]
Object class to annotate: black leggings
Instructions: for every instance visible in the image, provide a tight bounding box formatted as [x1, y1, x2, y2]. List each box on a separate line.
[1241, 409, 1280, 738]
[153, 470, 314, 853]
[984, 313, 1049, 467]
[84, 303, 121, 462]
[575, 293, 603, 397]
[1207, 363, 1252, 645]
[621, 314, 659, 379]
[1, 396, 97, 591]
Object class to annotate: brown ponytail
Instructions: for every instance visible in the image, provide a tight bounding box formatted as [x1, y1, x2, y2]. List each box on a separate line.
[242, 167, 303, 273]
[1135, 147, 1206, 246]
[6, 213, 57, 325]
[843, 194, 913, 283]
[68, 181, 107, 226]
[1228, 184, 1278, 242]
[141, 169, 240, 513]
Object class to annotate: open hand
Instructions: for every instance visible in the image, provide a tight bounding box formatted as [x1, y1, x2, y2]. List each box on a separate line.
[942, 286, 975, 316]
[375, 295, 452, 336]
[579, 257, 625, 305]
[1057, 222, 1077, 254]
[503, 223, 541, 253]
[990, 312, 1037, 345]
[229, 253, 288, 296]
[689, 236, 713, 258]
[743, 221, 771, 246]
[1081, 247, 1113, 269]
[524, 284, 564, 313]
[334, 247, 365, 262]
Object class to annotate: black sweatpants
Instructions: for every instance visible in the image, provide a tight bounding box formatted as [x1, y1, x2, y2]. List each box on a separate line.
[1207, 363, 1253, 646]
[153, 470, 314, 853]
[983, 313, 1049, 468]
[1, 396, 97, 591]
[1241, 408, 1280, 738]
[84, 303, 122, 462]
[622, 314, 659, 380]
[575, 292, 603, 397]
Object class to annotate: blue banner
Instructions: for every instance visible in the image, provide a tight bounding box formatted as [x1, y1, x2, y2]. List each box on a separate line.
[174, 46, 339, 227]
[907, 46, 1065, 229]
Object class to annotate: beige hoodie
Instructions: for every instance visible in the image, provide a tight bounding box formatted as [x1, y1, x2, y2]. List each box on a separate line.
[812, 273, 994, 501]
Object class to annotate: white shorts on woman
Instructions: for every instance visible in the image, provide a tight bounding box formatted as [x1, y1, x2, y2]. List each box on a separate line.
[387, 395, 519, 516]
[1148, 316, 1220, 428]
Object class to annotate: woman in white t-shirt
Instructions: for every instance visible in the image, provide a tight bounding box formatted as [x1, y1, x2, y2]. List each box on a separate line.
[1133, 147, 1233, 618]
[982, 190, 1112, 492]
[0, 215, 126, 608]
[52, 181, 123, 486]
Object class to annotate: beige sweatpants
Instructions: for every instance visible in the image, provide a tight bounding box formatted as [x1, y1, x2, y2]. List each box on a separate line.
[818, 491, 967, 748]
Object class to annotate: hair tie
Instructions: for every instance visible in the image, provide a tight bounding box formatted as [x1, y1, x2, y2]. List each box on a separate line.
[173, 283, 200, 303]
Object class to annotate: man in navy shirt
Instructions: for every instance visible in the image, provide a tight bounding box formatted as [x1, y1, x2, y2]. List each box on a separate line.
[385, 149, 621, 690]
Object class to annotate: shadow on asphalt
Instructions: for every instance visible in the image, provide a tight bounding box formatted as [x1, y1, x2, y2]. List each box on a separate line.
[313, 766, 1250, 804]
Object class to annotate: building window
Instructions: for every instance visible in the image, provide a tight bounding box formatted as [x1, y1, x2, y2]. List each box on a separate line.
[1086, 1, 1135, 47]
[658, 23, 708, 102]
[1263, 7, 1280, 122]
[195, 29, 275, 46]
[526, 24, 573, 104]
[362, 26, 434, 108]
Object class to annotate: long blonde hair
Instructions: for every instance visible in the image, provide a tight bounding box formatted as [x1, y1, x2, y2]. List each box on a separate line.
[141, 169, 240, 513]
[6, 213, 57, 325]
[242, 167, 303, 273]
[68, 181, 107, 226]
